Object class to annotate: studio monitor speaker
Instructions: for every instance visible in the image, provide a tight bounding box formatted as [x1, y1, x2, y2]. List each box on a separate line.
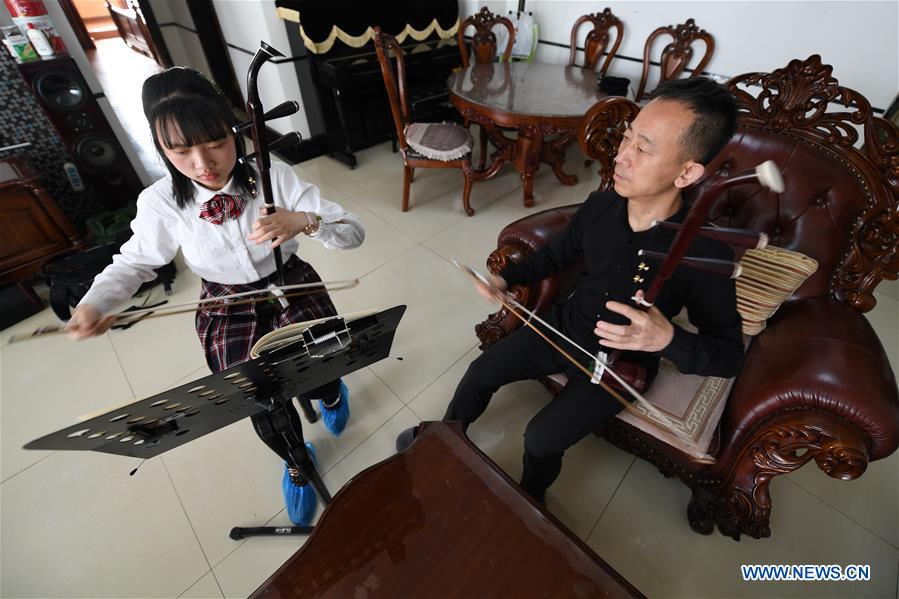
[17, 55, 143, 210]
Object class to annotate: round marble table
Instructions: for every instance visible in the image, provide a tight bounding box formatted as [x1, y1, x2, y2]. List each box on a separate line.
[448, 62, 605, 207]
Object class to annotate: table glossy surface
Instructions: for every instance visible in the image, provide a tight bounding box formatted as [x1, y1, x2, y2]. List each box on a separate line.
[252, 422, 643, 598]
[448, 62, 602, 120]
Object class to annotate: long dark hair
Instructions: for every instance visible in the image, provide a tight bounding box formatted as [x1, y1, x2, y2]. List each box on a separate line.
[141, 67, 254, 208]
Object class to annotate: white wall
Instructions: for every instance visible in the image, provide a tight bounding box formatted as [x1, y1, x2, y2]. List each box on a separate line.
[461, 0, 898, 110]
[210, 0, 311, 138]
[147, 0, 213, 80]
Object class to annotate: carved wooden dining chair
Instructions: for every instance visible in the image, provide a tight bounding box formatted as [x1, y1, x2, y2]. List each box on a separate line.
[373, 27, 476, 216]
[635, 18, 715, 102]
[568, 8, 624, 77]
[457, 7, 515, 169]
[458, 6, 515, 68]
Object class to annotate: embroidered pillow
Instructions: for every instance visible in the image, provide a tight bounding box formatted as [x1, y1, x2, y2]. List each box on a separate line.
[736, 246, 818, 335]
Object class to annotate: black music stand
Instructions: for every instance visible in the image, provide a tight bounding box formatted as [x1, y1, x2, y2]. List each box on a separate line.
[25, 306, 406, 540]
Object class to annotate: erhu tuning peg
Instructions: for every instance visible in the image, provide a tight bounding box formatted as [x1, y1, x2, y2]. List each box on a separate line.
[238, 152, 258, 165]
[268, 132, 303, 153]
[232, 121, 252, 134]
[262, 101, 300, 122]
[638, 250, 741, 279]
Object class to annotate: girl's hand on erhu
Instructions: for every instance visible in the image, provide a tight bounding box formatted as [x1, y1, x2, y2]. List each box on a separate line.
[248, 208, 311, 248]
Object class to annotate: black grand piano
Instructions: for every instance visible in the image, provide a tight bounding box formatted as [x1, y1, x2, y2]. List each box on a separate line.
[276, 0, 463, 168]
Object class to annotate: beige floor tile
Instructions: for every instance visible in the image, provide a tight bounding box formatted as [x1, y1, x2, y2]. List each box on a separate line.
[179, 571, 224, 599]
[213, 408, 420, 599]
[406, 347, 480, 422]
[788, 449, 898, 548]
[422, 194, 530, 271]
[466, 162, 527, 206]
[297, 143, 403, 198]
[160, 366, 404, 567]
[355, 168, 473, 242]
[0, 452, 208, 598]
[160, 418, 288, 568]
[106, 271, 208, 400]
[332, 246, 494, 403]
[321, 406, 422, 493]
[292, 195, 418, 282]
[212, 532, 309, 599]
[587, 459, 899, 598]
[547, 435, 635, 540]
[408, 351, 555, 480]
[1, 324, 134, 482]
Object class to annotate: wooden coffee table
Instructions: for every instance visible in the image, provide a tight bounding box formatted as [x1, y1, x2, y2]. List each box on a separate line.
[252, 422, 643, 598]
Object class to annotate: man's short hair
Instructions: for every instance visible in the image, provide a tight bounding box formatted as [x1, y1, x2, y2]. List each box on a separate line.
[652, 77, 738, 165]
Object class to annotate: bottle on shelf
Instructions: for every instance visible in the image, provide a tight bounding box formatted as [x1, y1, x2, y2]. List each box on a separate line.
[25, 22, 53, 57]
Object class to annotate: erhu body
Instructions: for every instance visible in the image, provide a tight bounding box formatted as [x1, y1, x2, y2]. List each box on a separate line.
[603, 160, 785, 387]
[233, 41, 304, 288]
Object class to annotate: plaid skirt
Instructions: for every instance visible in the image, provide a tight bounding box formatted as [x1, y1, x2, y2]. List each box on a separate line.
[195, 255, 337, 373]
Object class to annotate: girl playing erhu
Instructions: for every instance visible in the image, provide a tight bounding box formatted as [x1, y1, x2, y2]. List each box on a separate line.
[67, 67, 364, 526]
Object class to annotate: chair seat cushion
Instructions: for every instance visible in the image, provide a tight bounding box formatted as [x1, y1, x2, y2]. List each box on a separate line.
[547, 312, 743, 455]
[405, 122, 473, 161]
[548, 360, 735, 455]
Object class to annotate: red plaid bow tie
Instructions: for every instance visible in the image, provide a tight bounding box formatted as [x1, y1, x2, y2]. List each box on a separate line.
[198, 193, 246, 224]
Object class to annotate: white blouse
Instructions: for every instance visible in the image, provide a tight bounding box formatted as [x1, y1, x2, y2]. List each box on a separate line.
[79, 161, 364, 315]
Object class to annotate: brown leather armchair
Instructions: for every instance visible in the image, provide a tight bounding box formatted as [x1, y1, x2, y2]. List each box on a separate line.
[474, 55, 899, 540]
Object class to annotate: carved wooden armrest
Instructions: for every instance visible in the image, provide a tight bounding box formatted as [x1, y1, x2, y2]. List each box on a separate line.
[475, 244, 532, 349]
[716, 299, 899, 479]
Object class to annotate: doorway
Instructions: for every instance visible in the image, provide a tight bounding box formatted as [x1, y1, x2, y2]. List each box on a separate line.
[59, 0, 170, 180]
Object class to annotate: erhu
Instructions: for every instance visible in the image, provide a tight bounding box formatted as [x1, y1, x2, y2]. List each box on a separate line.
[232, 41, 303, 291]
[604, 160, 785, 387]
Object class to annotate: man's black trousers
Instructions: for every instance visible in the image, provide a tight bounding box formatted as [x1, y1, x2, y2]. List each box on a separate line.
[443, 320, 628, 502]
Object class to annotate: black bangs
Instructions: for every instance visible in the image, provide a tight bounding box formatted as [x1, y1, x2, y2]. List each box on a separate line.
[152, 94, 231, 150]
[141, 67, 254, 209]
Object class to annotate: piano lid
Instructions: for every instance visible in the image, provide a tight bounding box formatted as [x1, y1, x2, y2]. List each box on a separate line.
[276, 0, 459, 55]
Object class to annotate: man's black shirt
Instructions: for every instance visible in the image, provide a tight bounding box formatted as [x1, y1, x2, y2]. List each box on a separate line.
[500, 190, 744, 379]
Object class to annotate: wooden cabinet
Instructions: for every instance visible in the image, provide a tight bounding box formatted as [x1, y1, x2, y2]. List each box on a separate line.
[0, 155, 84, 283]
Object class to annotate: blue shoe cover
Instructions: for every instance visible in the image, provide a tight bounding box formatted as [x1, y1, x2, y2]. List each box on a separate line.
[321, 379, 350, 437]
[282, 442, 318, 526]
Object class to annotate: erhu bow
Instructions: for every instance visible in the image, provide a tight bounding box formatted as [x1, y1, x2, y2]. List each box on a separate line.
[455, 260, 716, 463]
[7, 280, 360, 345]
[233, 41, 304, 293]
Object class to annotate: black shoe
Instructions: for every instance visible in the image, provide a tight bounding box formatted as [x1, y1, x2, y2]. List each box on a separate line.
[395, 426, 418, 453]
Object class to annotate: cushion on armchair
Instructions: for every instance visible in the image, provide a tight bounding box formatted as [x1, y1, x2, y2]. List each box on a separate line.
[736, 246, 818, 335]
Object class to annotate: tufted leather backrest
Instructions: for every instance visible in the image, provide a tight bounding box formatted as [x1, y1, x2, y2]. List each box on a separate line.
[579, 55, 899, 313]
[685, 127, 872, 303]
